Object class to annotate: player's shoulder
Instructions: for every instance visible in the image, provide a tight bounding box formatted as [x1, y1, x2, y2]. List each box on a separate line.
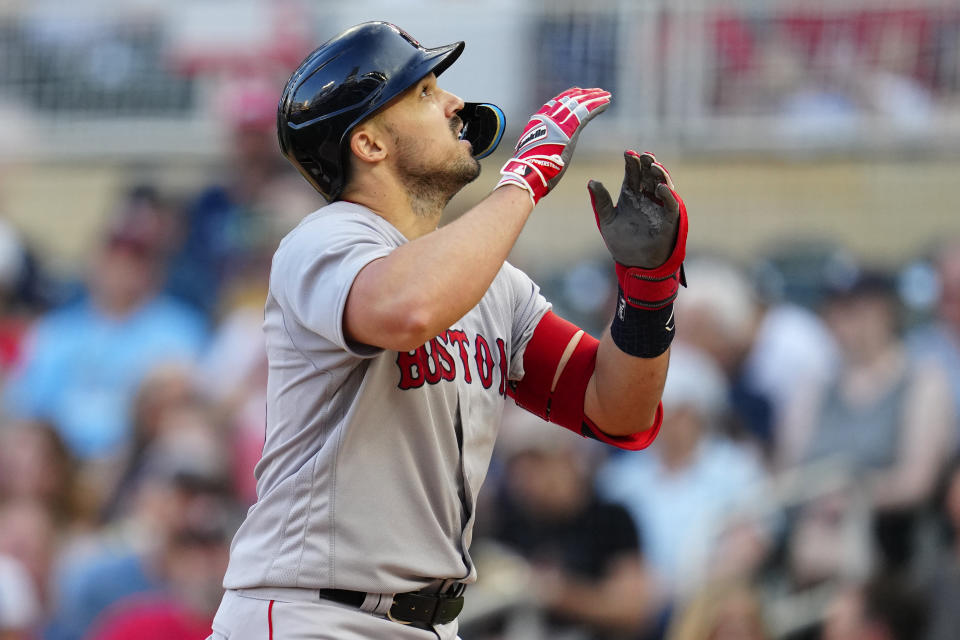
[491, 260, 544, 302]
[274, 201, 404, 260]
[281, 201, 396, 243]
[495, 260, 533, 288]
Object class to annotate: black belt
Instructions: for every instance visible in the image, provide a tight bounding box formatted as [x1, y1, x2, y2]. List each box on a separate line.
[316, 585, 466, 628]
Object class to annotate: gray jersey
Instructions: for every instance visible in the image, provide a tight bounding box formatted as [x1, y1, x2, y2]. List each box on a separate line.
[223, 201, 550, 595]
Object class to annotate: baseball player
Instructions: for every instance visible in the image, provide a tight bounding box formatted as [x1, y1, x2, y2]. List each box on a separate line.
[208, 21, 688, 640]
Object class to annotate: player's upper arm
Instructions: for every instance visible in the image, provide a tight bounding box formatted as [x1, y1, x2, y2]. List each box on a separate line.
[274, 214, 394, 356]
[504, 261, 552, 381]
[342, 255, 437, 352]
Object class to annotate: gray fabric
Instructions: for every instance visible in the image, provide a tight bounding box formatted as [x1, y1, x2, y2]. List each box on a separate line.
[924, 551, 960, 640]
[803, 367, 909, 470]
[211, 590, 459, 640]
[223, 201, 550, 595]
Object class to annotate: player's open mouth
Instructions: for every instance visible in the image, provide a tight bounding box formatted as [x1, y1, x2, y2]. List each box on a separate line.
[456, 124, 472, 148]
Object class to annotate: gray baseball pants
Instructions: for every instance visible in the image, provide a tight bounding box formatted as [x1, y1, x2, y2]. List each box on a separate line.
[208, 588, 461, 640]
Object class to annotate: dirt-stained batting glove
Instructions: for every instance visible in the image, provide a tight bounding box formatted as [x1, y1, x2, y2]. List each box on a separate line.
[589, 150, 688, 310]
[496, 87, 611, 205]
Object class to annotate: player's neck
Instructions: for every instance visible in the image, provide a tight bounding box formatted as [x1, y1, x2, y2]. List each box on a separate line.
[342, 182, 443, 240]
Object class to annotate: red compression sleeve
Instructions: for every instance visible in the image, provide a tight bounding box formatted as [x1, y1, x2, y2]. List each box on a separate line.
[510, 311, 662, 451]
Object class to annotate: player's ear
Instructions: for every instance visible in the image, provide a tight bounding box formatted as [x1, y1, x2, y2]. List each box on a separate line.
[348, 120, 388, 165]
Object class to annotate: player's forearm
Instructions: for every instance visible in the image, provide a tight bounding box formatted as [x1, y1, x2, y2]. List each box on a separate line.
[585, 331, 668, 437]
[345, 186, 533, 351]
[581, 151, 685, 437]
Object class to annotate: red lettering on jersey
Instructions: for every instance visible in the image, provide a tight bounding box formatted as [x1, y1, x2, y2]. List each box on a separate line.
[396, 349, 426, 389]
[496, 337, 508, 396]
[426, 337, 457, 383]
[445, 329, 472, 383]
[396, 330, 505, 393]
[475, 334, 494, 389]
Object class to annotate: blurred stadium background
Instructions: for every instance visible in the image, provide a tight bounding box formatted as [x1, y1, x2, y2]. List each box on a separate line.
[1, 1, 960, 639]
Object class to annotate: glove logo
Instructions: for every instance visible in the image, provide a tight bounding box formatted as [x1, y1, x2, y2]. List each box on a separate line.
[529, 157, 562, 170]
[516, 125, 547, 151]
[511, 165, 529, 176]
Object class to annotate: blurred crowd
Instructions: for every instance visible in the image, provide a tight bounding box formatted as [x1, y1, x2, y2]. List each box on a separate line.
[0, 11, 960, 640]
[467, 243, 960, 640]
[0, 86, 316, 640]
[3, 117, 960, 640]
[708, 6, 960, 137]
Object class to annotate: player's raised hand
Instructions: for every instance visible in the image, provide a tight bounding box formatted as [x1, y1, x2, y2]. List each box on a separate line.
[589, 150, 688, 309]
[496, 87, 611, 204]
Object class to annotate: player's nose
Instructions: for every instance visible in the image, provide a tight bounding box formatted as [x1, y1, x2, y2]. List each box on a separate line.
[442, 89, 465, 118]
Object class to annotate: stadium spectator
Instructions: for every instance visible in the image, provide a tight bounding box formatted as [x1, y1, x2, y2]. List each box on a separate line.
[43, 412, 233, 640]
[779, 268, 954, 572]
[673, 257, 775, 454]
[0, 419, 88, 530]
[743, 243, 840, 448]
[82, 491, 233, 640]
[164, 79, 315, 319]
[598, 345, 770, 600]
[99, 363, 211, 520]
[2, 188, 207, 462]
[480, 406, 658, 640]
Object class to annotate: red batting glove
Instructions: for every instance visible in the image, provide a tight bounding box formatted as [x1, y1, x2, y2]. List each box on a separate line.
[496, 87, 611, 204]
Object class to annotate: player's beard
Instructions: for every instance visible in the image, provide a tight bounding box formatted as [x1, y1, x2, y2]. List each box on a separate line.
[389, 120, 481, 218]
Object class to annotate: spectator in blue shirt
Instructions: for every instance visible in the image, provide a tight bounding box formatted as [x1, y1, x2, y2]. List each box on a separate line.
[3, 188, 207, 461]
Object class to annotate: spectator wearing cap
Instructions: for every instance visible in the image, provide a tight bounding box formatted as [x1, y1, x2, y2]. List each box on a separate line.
[779, 267, 954, 573]
[2, 187, 207, 463]
[597, 345, 770, 601]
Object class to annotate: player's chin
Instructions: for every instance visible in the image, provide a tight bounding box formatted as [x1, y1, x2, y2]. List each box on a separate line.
[451, 144, 481, 179]
[461, 154, 481, 183]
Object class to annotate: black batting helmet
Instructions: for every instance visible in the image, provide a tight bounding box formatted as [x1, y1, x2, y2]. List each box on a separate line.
[277, 21, 465, 202]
